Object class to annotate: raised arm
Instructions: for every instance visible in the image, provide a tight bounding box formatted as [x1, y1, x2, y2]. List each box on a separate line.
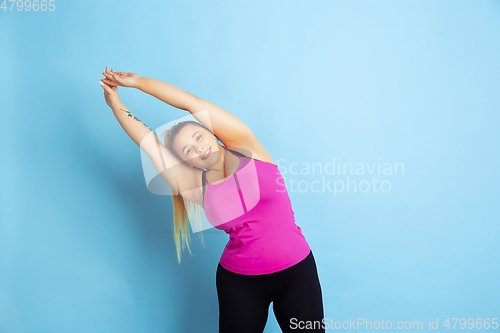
[99, 79, 201, 204]
[110, 101, 155, 149]
[135, 77, 259, 147]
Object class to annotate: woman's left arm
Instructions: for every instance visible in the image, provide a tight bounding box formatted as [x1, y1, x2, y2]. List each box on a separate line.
[135, 77, 258, 147]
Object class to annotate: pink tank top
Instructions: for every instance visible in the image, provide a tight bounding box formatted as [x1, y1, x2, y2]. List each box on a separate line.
[202, 149, 311, 275]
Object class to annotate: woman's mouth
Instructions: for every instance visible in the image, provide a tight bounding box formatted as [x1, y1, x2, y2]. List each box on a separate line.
[202, 147, 211, 160]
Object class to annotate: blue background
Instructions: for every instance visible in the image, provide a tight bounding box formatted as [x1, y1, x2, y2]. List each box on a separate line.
[1, 0, 499, 332]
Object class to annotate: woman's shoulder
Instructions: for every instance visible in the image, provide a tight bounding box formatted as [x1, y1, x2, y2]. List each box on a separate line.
[226, 138, 275, 165]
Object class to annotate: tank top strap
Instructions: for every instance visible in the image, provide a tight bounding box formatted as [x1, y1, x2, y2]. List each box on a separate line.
[228, 148, 270, 163]
[202, 169, 207, 207]
[227, 148, 247, 159]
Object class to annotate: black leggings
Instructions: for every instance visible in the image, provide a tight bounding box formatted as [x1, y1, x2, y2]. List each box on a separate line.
[216, 250, 325, 333]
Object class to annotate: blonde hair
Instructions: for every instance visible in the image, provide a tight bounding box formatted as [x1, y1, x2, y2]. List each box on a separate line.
[170, 188, 203, 264]
[162, 120, 217, 263]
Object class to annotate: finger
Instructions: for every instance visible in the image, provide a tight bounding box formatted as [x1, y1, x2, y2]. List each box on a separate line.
[112, 73, 125, 84]
[100, 77, 114, 82]
[101, 73, 121, 85]
[101, 72, 115, 80]
[105, 66, 113, 76]
[100, 78, 118, 86]
[99, 81, 113, 93]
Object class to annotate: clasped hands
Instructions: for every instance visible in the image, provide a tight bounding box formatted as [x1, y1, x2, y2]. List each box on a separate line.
[100, 66, 140, 88]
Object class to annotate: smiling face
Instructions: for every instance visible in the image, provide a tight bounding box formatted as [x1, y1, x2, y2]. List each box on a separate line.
[171, 123, 220, 168]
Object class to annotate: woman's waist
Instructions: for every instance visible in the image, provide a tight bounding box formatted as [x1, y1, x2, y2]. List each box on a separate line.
[223, 225, 309, 254]
[219, 240, 311, 275]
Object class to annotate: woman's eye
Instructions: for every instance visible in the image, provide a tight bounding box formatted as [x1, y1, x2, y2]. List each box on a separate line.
[197, 135, 202, 141]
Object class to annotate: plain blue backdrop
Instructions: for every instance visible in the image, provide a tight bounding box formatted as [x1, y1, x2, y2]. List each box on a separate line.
[1, 0, 499, 332]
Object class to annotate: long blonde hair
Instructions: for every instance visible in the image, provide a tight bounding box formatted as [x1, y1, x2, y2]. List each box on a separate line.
[170, 189, 202, 264]
[162, 120, 222, 263]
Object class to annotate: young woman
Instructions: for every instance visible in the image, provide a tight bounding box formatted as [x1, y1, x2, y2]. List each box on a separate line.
[99, 67, 325, 333]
